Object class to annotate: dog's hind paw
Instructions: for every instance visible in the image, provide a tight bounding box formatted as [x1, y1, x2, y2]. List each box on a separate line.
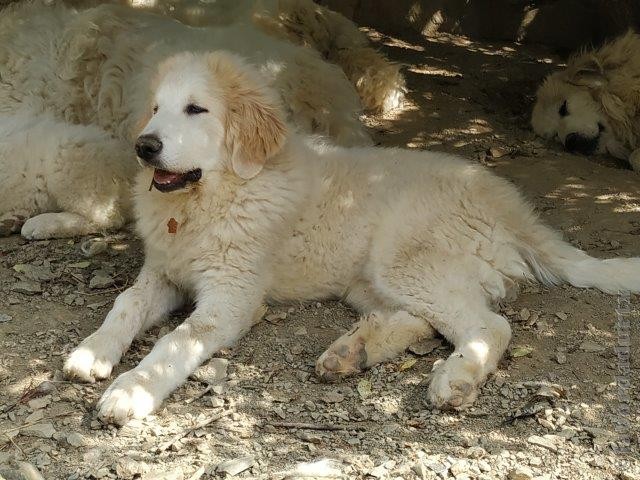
[315, 337, 367, 382]
[21, 212, 93, 240]
[427, 357, 479, 410]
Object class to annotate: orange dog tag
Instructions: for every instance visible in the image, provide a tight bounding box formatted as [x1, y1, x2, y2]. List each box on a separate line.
[167, 217, 178, 234]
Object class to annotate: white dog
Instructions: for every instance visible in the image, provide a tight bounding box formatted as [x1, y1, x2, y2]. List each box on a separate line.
[532, 31, 640, 169]
[0, 1, 370, 239]
[64, 51, 640, 425]
[122, 0, 407, 113]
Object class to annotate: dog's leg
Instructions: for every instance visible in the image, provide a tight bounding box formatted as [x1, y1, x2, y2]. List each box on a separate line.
[629, 148, 640, 171]
[425, 306, 511, 410]
[354, 248, 512, 410]
[64, 267, 183, 383]
[22, 212, 102, 240]
[96, 287, 263, 425]
[316, 310, 436, 381]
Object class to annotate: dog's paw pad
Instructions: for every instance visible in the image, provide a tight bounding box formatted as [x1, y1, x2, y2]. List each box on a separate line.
[428, 371, 478, 411]
[315, 340, 367, 382]
[97, 373, 156, 426]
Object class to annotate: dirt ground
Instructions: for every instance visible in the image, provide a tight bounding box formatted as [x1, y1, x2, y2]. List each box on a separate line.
[1, 15, 639, 480]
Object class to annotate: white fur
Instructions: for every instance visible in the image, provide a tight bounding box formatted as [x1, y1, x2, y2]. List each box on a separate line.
[123, 0, 407, 112]
[532, 31, 640, 167]
[0, 1, 369, 238]
[65, 52, 640, 425]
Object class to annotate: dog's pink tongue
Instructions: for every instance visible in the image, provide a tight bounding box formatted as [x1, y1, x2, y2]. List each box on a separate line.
[153, 169, 182, 185]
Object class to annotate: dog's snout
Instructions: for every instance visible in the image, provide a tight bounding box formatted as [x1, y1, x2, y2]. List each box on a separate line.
[135, 134, 163, 161]
[564, 133, 598, 155]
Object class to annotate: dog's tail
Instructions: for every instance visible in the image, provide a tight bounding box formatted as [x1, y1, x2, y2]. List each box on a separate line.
[516, 220, 640, 294]
[254, 0, 406, 113]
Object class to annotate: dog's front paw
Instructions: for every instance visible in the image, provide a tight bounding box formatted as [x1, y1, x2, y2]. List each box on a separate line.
[97, 371, 158, 426]
[427, 358, 479, 410]
[316, 337, 367, 382]
[64, 333, 121, 382]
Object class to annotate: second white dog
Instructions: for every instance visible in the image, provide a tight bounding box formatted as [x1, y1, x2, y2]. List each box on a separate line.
[65, 51, 640, 425]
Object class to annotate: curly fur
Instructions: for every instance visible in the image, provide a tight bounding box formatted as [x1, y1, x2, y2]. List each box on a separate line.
[124, 0, 407, 113]
[0, 0, 370, 239]
[532, 31, 640, 168]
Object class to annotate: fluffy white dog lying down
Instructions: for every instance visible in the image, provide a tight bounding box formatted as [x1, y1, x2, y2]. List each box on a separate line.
[122, 0, 406, 113]
[0, 1, 369, 238]
[64, 50, 640, 425]
[532, 31, 640, 170]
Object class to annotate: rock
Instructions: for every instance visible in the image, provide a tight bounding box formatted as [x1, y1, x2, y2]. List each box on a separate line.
[12, 264, 57, 282]
[487, 146, 509, 158]
[11, 281, 42, 295]
[322, 391, 345, 404]
[478, 460, 491, 473]
[116, 457, 151, 478]
[555, 350, 567, 364]
[140, 469, 184, 480]
[519, 308, 530, 321]
[25, 410, 44, 423]
[527, 435, 558, 452]
[294, 327, 307, 336]
[555, 312, 568, 321]
[265, 312, 287, 322]
[620, 473, 640, 480]
[511, 345, 534, 358]
[191, 358, 228, 385]
[27, 395, 51, 410]
[368, 464, 387, 478]
[287, 459, 342, 478]
[89, 271, 115, 289]
[0, 313, 12, 323]
[537, 418, 555, 430]
[450, 459, 470, 476]
[408, 338, 443, 356]
[22, 423, 56, 439]
[216, 455, 255, 476]
[508, 465, 534, 480]
[66, 432, 86, 447]
[16, 462, 46, 480]
[412, 461, 429, 479]
[579, 340, 605, 353]
[209, 397, 225, 408]
[424, 459, 447, 475]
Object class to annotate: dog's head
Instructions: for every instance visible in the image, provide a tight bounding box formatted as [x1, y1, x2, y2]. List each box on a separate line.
[135, 51, 287, 193]
[531, 63, 629, 160]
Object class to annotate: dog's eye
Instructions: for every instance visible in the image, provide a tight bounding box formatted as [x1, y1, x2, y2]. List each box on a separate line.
[185, 104, 209, 115]
[559, 100, 568, 117]
[153, 105, 158, 114]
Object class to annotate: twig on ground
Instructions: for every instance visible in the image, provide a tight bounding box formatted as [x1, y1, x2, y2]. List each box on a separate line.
[267, 421, 366, 432]
[184, 386, 212, 404]
[156, 410, 232, 453]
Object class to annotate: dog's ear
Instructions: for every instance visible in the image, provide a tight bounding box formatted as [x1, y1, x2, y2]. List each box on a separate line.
[568, 60, 607, 89]
[210, 53, 287, 180]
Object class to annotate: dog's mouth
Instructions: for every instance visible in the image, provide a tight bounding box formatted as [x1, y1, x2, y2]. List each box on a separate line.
[151, 168, 202, 192]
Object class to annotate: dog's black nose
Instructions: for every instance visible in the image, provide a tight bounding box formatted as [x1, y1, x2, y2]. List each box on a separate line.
[135, 134, 163, 161]
[565, 133, 598, 155]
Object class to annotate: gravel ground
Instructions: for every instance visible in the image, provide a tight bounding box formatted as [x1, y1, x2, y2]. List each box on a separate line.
[1, 10, 639, 480]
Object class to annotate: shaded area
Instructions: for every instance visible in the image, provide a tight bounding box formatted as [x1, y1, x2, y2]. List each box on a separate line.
[322, 0, 640, 52]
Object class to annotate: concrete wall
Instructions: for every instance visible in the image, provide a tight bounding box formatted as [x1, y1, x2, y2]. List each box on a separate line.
[320, 0, 640, 52]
